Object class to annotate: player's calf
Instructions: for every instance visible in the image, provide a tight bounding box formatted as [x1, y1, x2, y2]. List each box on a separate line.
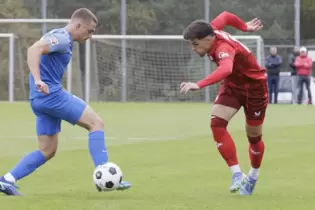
[76, 106, 107, 167]
[76, 105, 131, 191]
[240, 123, 265, 195]
[210, 105, 240, 174]
[210, 116, 244, 193]
[0, 135, 57, 190]
[211, 116, 239, 169]
[210, 104, 244, 192]
[0, 150, 46, 196]
[246, 123, 265, 180]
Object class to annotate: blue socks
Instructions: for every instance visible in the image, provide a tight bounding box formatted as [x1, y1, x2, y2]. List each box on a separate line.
[88, 130, 108, 167]
[4, 131, 107, 182]
[9, 150, 46, 181]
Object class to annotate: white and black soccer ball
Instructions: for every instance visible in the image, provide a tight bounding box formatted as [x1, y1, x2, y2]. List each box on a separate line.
[93, 162, 123, 191]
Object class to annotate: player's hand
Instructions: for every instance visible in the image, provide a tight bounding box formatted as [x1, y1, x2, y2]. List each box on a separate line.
[246, 18, 263, 32]
[35, 80, 49, 94]
[180, 82, 200, 94]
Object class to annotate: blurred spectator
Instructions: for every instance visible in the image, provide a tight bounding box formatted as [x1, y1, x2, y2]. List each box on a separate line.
[266, 46, 282, 104]
[288, 46, 300, 75]
[295, 47, 313, 104]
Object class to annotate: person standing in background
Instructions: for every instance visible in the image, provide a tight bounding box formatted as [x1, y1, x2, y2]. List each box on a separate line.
[294, 47, 313, 104]
[266, 47, 282, 104]
[288, 46, 300, 76]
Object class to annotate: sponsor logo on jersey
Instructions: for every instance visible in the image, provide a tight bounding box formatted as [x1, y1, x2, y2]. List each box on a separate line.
[49, 37, 59, 46]
[218, 52, 229, 59]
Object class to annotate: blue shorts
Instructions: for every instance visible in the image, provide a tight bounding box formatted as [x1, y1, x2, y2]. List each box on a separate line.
[30, 90, 87, 136]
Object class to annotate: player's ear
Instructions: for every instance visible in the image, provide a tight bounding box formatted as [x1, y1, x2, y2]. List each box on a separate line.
[204, 35, 214, 43]
[76, 23, 81, 30]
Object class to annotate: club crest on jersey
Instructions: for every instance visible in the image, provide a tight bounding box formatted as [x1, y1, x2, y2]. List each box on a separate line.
[49, 37, 59, 46]
[218, 52, 229, 59]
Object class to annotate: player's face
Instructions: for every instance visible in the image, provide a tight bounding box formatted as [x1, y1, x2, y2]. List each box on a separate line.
[190, 36, 213, 57]
[76, 20, 97, 43]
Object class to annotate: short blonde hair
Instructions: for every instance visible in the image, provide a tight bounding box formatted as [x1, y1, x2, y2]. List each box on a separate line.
[71, 8, 98, 24]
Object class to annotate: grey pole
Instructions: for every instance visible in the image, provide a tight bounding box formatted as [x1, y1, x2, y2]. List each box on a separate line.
[121, 0, 127, 102]
[204, 0, 210, 103]
[294, 0, 300, 46]
[41, 0, 47, 35]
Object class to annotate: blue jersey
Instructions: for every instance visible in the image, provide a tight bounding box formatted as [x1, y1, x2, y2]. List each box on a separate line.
[29, 28, 73, 99]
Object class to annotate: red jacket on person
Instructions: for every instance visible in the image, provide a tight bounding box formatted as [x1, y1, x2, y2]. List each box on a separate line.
[294, 55, 313, 76]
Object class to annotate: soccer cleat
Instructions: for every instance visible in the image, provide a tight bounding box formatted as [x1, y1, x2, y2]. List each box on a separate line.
[240, 176, 257, 195]
[116, 181, 132, 191]
[0, 177, 22, 196]
[229, 172, 245, 193]
[95, 181, 131, 192]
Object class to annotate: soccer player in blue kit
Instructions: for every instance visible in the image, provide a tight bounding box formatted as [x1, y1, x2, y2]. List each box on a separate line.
[0, 8, 131, 196]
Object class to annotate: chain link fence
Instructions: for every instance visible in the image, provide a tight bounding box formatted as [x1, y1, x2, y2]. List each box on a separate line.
[0, 0, 314, 101]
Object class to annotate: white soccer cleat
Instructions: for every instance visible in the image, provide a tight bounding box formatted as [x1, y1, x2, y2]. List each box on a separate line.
[229, 172, 246, 193]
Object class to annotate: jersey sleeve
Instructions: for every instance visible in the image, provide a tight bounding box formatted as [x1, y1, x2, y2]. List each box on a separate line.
[196, 44, 235, 88]
[210, 11, 248, 32]
[214, 43, 236, 63]
[42, 33, 70, 53]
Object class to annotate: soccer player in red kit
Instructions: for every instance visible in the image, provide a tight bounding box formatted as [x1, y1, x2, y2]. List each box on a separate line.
[180, 11, 267, 195]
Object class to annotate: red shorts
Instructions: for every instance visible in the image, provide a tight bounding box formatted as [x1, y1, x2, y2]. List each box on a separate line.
[214, 81, 268, 126]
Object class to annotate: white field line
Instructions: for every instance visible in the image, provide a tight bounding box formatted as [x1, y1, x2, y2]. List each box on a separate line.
[128, 137, 183, 141]
[0, 135, 185, 157]
[0, 135, 183, 141]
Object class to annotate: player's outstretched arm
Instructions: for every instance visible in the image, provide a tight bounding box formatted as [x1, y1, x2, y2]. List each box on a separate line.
[197, 59, 233, 88]
[197, 43, 235, 88]
[211, 11, 262, 32]
[180, 44, 235, 94]
[180, 59, 233, 94]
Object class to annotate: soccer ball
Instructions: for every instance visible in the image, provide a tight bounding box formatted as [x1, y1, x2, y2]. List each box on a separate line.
[93, 162, 123, 191]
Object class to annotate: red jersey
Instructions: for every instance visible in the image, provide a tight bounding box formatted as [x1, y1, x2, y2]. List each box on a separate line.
[197, 12, 267, 89]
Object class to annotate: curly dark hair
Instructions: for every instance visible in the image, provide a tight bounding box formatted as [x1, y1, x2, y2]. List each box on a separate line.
[183, 20, 214, 40]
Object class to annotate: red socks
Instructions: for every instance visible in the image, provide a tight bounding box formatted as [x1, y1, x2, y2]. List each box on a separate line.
[210, 116, 238, 166]
[211, 116, 265, 171]
[248, 136, 265, 168]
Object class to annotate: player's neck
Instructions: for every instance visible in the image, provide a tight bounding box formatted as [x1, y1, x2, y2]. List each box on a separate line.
[208, 37, 215, 52]
[64, 25, 77, 41]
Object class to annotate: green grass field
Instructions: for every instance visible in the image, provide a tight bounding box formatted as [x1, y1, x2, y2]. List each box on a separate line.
[0, 102, 315, 209]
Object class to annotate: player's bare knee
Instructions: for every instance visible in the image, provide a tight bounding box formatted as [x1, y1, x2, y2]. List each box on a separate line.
[246, 124, 262, 137]
[93, 116, 104, 130]
[40, 149, 57, 160]
[39, 143, 57, 160]
[38, 135, 58, 160]
[78, 106, 104, 132]
[89, 116, 104, 132]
